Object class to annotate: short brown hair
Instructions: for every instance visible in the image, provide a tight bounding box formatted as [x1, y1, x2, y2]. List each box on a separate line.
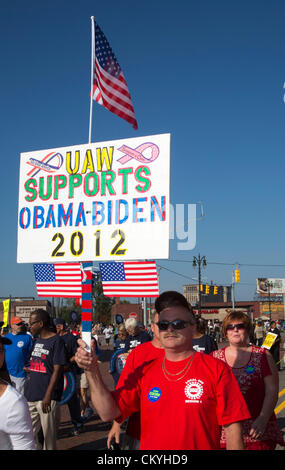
[150, 310, 159, 323]
[195, 317, 207, 335]
[222, 311, 252, 337]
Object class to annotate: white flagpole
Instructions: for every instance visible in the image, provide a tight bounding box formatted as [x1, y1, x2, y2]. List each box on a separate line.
[88, 16, 95, 143]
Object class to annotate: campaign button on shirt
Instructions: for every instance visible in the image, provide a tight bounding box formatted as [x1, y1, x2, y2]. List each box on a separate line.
[245, 365, 255, 374]
[148, 387, 161, 402]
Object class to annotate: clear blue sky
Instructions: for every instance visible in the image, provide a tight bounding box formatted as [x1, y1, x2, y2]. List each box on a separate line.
[2, 0, 285, 301]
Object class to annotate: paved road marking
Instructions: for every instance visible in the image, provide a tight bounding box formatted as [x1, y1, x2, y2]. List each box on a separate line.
[275, 401, 285, 415]
[274, 388, 285, 415]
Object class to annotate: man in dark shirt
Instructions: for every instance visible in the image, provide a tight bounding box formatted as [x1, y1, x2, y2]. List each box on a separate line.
[269, 321, 281, 370]
[192, 317, 218, 354]
[24, 309, 66, 450]
[55, 317, 84, 435]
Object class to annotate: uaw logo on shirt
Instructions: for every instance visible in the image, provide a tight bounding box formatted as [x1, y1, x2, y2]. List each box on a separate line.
[184, 379, 204, 403]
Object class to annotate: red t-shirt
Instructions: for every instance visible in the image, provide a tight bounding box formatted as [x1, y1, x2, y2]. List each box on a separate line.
[116, 341, 164, 440]
[113, 351, 250, 450]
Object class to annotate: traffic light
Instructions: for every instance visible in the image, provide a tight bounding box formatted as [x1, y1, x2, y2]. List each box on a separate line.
[205, 285, 210, 294]
[213, 285, 218, 295]
[200, 284, 204, 292]
[235, 269, 240, 283]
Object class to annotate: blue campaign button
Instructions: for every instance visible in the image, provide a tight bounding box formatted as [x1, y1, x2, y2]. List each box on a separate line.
[148, 387, 161, 402]
[245, 365, 255, 374]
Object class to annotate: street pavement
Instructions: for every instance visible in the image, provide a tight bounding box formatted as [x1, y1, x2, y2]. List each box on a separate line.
[56, 334, 285, 451]
[57, 346, 114, 450]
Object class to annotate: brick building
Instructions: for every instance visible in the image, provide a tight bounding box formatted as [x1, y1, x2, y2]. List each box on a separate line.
[183, 283, 232, 304]
[192, 301, 259, 322]
[111, 298, 155, 325]
[0, 299, 52, 327]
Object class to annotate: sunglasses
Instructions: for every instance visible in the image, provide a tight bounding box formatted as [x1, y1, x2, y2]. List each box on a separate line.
[156, 319, 191, 331]
[29, 320, 41, 327]
[226, 323, 246, 331]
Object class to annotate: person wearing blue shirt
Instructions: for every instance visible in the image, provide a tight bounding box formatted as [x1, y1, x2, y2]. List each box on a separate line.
[4, 316, 34, 394]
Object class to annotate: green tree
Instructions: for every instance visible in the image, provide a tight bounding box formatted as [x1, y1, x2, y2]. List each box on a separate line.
[54, 298, 81, 324]
[93, 281, 115, 324]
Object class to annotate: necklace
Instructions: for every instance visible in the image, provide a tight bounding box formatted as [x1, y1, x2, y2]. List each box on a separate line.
[162, 352, 195, 382]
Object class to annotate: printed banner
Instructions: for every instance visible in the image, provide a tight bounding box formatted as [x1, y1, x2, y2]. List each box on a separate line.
[257, 278, 285, 296]
[261, 332, 278, 350]
[17, 134, 170, 263]
[2, 299, 10, 328]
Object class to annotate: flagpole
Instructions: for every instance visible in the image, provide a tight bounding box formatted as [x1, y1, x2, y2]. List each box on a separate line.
[88, 16, 95, 143]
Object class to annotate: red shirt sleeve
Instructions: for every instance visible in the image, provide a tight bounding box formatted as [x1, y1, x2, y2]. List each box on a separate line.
[215, 361, 251, 426]
[111, 367, 141, 423]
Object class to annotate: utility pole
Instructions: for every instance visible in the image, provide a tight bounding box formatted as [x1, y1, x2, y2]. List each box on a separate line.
[232, 265, 240, 310]
[143, 297, 147, 326]
[232, 270, 235, 310]
[266, 280, 273, 323]
[193, 254, 207, 316]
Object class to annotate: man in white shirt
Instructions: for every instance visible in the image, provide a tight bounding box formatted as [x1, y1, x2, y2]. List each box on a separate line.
[103, 325, 113, 350]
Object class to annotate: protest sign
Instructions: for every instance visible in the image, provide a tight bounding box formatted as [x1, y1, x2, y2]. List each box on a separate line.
[17, 134, 170, 263]
[261, 332, 278, 350]
[2, 299, 10, 328]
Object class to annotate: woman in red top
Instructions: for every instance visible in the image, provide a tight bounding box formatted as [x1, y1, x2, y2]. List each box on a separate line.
[212, 311, 285, 450]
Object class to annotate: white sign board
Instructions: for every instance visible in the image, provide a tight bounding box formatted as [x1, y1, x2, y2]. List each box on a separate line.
[17, 134, 170, 263]
[257, 278, 285, 296]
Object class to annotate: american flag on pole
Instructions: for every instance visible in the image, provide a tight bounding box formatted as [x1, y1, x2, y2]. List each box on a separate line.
[99, 261, 159, 297]
[92, 22, 138, 129]
[33, 263, 82, 298]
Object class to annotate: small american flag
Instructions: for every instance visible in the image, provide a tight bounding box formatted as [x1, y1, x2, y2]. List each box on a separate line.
[33, 263, 82, 298]
[99, 261, 159, 297]
[92, 22, 138, 129]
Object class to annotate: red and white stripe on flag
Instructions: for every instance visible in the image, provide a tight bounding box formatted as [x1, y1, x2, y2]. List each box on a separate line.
[99, 261, 159, 297]
[92, 22, 138, 130]
[34, 263, 82, 298]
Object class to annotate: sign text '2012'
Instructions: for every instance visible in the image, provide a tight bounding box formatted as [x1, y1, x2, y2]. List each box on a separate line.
[51, 229, 126, 258]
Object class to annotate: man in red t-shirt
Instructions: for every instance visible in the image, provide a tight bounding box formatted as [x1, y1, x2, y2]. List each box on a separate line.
[75, 291, 251, 450]
[107, 311, 164, 449]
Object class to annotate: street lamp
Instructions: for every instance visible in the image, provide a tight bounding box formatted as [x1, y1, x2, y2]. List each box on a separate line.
[192, 254, 207, 317]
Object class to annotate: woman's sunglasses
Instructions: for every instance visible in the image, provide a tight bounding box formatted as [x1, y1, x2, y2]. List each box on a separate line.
[226, 323, 245, 331]
[156, 319, 191, 331]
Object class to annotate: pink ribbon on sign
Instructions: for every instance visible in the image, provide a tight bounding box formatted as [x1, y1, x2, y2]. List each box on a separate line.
[117, 142, 160, 165]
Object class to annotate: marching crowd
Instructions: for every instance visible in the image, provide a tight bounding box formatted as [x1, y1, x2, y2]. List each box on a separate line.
[0, 291, 284, 451]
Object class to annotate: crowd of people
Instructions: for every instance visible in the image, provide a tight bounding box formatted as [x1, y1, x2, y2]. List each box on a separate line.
[0, 292, 284, 451]
[0, 312, 98, 450]
[75, 292, 285, 451]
